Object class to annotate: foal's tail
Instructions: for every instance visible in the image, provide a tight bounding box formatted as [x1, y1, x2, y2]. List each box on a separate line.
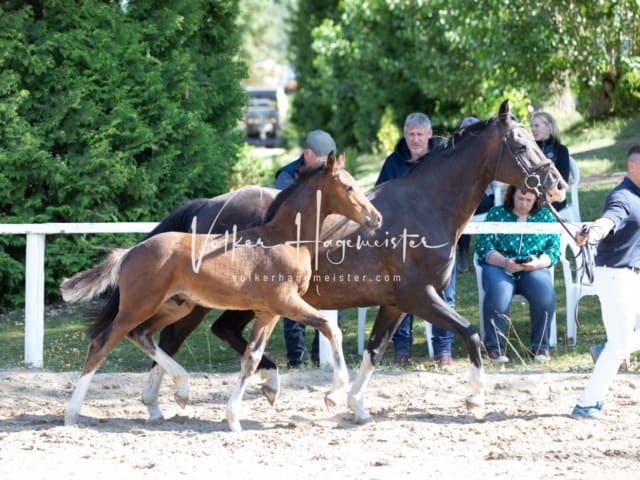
[60, 248, 130, 304]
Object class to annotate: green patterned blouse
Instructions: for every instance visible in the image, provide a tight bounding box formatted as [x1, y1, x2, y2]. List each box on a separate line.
[475, 206, 561, 269]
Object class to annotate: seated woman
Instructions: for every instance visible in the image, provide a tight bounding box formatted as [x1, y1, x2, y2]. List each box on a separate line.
[475, 185, 561, 363]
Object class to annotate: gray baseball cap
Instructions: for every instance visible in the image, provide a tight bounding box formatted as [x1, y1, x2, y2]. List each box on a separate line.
[304, 130, 336, 156]
[460, 116, 479, 128]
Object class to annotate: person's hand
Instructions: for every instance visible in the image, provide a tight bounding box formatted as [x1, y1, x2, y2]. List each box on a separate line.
[520, 257, 541, 272]
[504, 258, 525, 273]
[575, 224, 590, 246]
[575, 231, 589, 247]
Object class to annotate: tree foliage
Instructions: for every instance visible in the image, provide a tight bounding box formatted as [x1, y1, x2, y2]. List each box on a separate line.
[289, 0, 640, 150]
[0, 0, 246, 308]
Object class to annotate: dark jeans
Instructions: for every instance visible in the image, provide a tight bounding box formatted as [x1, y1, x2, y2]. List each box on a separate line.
[481, 264, 555, 354]
[283, 318, 319, 366]
[393, 264, 456, 357]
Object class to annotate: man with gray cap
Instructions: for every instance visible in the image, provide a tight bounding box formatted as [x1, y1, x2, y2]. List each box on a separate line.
[275, 129, 337, 189]
[275, 129, 337, 367]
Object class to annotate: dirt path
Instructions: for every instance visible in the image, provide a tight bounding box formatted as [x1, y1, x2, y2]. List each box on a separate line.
[1, 367, 639, 479]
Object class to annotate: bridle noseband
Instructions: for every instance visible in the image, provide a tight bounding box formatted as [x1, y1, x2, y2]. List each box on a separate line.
[496, 120, 554, 198]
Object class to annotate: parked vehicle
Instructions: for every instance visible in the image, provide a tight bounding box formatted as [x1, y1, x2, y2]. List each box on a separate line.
[242, 86, 287, 147]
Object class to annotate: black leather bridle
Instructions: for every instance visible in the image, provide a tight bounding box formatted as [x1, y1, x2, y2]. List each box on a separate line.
[496, 120, 555, 198]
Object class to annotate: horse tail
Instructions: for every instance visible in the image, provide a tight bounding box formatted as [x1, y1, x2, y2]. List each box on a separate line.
[60, 248, 130, 304]
[85, 288, 121, 341]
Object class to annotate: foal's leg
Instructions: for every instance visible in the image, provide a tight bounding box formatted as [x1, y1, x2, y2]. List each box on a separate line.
[348, 305, 405, 424]
[129, 331, 190, 410]
[65, 319, 137, 426]
[211, 309, 280, 406]
[274, 297, 349, 408]
[140, 301, 205, 422]
[226, 312, 279, 432]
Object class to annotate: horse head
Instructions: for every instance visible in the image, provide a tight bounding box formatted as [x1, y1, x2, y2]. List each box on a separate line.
[322, 152, 383, 231]
[496, 100, 567, 203]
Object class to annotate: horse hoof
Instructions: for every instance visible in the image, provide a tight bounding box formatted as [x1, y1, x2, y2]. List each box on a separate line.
[226, 413, 242, 432]
[355, 415, 374, 425]
[174, 393, 188, 409]
[465, 397, 486, 420]
[324, 392, 339, 409]
[261, 384, 279, 406]
[64, 412, 79, 427]
[145, 407, 165, 424]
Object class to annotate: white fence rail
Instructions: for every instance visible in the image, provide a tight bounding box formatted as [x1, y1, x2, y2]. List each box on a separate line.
[1, 221, 569, 368]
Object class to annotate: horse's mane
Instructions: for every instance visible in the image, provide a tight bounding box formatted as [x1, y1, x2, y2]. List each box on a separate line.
[262, 164, 325, 224]
[401, 117, 495, 177]
[445, 117, 493, 148]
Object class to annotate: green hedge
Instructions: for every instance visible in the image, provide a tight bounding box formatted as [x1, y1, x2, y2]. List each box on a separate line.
[0, 1, 247, 309]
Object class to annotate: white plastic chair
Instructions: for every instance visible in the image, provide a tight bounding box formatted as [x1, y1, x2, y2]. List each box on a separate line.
[557, 157, 581, 223]
[558, 232, 598, 346]
[473, 253, 558, 348]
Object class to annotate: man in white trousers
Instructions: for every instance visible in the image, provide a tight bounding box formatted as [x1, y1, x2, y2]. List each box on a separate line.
[571, 143, 640, 419]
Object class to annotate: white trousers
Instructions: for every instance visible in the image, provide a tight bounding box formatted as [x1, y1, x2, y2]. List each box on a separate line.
[578, 266, 640, 407]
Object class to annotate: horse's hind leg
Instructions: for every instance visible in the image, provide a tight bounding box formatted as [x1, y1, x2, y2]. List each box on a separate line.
[65, 321, 132, 426]
[141, 303, 209, 422]
[402, 285, 486, 418]
[129, 326, 190, 412]
[348, 305, 404, 424]
[212, 309, 280, 406]
[226, 312, 279, 432]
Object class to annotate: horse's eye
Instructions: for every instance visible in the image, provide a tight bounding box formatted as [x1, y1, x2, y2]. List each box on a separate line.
[346, 185, 354, 193]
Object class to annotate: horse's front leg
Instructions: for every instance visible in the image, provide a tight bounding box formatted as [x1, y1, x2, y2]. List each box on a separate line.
[277, 297, 349, 408]
[226, 313, 279, 432]
[348, 305, 403, 424]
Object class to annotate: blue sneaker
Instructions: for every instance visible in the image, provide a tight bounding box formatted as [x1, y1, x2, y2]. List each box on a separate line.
[571, 402, 604, 420]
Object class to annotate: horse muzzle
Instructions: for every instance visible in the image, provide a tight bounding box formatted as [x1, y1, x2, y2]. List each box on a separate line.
[364, 212, 383, 230]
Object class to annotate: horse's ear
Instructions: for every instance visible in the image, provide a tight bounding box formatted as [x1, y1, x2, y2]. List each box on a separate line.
[337, 151, 346, 168]
[326, 151, 337, 173]
[498, 99, 511, 125]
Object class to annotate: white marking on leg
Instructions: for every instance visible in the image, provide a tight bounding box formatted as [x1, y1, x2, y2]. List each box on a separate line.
[465, 363, 486, 418]
[347, 350, 376, 424]
[258, 367, 280, 406]
[148, 345, 189, 409]
[142, 364, 166, 422]
[227, 358, 253, 432]
[65, 369, 97, 426]
[324, 325, 350, 408]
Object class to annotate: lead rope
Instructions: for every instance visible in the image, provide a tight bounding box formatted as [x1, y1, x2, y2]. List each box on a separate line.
[545, 201, 595, 283]
[545, 201, 596, 336]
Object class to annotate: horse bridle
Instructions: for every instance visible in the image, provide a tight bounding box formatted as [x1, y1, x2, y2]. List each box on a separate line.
[497, 119, 596, 323]
[496, 120, 554, 198]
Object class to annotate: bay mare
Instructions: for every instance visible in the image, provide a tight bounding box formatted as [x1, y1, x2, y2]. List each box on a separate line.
[72, 100, 567, 426]
[61, 153, 382, 432]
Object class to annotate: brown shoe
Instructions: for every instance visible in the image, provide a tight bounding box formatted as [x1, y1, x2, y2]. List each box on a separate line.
[393, 354, 409, 367]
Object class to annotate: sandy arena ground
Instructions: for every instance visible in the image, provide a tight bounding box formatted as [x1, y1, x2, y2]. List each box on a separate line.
[1, 366, 639, 479]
